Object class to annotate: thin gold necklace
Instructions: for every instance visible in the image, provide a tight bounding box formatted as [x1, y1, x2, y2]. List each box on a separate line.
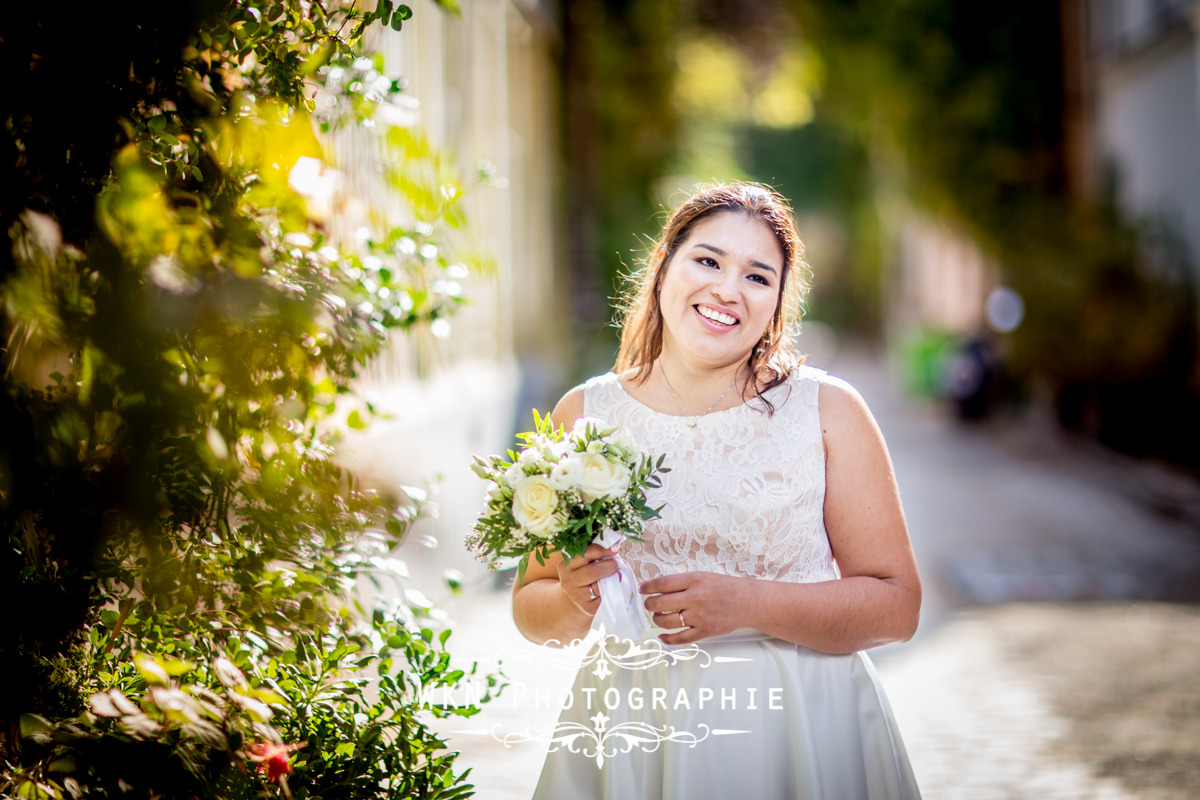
[659, 362, 739, 428]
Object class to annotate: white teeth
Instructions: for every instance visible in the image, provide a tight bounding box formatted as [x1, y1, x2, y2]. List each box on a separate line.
[697, 306, 737, 326]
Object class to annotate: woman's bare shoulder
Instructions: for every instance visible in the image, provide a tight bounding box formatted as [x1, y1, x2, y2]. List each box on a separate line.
[550, 384, 587, 429]
[815, 373, 882, 442]
[816, 372, 865, 408]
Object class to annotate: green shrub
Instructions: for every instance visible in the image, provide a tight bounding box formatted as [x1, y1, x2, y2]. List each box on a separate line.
[1, 1, 500, 795]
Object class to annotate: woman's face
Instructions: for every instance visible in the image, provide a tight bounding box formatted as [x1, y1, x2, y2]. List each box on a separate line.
[657, 211, 784, 368]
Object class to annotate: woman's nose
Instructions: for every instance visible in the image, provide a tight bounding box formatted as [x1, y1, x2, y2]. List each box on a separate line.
[711, 270, 740, 302]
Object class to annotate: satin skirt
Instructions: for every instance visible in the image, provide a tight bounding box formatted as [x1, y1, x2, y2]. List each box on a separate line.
[531, 629, 921, 800]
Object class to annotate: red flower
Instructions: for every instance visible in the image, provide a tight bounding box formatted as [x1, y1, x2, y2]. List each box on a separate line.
[246, 741, 306, 783]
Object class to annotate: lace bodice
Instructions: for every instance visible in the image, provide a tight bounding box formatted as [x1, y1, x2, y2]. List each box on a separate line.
[584, 366, 839, 587]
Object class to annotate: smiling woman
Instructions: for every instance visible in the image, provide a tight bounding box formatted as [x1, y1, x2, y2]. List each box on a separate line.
[512, 183, 921, 799]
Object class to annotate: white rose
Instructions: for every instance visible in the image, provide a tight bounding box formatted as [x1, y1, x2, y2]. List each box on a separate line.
[504, 464, 525, 487]
[511, 475, 562, 535]
[485, 481, 502, 501]
[549, 455, 584, 491]
[578, 453, 631, 503]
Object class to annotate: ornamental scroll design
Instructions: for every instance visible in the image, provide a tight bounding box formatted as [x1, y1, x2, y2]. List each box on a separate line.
[490, 716, 715, 769]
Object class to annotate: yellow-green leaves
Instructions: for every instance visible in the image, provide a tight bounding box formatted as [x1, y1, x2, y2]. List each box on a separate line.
[205, 99, 323, 233]
[98, 147, 215, 271]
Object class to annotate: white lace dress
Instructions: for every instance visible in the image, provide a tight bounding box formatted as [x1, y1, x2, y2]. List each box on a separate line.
[530, 367, 921, 799]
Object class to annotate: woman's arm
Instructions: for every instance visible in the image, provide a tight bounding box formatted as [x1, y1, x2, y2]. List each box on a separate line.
[510, 386, 620, 646]
[641, 377, 922, 653]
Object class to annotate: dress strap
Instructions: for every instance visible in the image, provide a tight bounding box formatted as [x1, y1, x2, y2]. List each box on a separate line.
[582, 372, 624, 422]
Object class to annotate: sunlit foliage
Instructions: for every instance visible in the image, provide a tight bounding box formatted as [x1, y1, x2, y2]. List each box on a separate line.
[1, 1, 496, 797]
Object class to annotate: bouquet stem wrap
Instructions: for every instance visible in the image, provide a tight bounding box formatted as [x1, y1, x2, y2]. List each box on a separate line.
[590, 528, 646, 642]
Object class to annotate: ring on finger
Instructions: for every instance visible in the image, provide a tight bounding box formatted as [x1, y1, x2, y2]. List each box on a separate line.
[677, 610, 686, 628]
[588, 584, 599, 601]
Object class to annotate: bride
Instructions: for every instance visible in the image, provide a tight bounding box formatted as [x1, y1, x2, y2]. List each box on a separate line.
[511, 182, 922, 799]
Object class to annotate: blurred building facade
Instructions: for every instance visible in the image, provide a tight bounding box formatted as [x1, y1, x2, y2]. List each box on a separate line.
[892, 0, 1200, 399]
[893, 217, 996, 339]
[1068, 0, 1200, 266]
[335, 0, 565, 601]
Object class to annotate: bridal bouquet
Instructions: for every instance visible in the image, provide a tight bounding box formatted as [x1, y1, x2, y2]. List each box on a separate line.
[467, 412, 668, 641]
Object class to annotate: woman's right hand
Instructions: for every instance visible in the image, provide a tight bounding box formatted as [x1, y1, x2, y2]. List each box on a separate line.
[557, 543, 620, 616]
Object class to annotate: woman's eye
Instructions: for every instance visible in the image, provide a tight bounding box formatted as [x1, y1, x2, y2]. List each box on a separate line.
[698, 257, 718, 268]
[748, 274, 770, 286]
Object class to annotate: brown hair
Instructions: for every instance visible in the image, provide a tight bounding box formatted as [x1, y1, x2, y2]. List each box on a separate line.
[613, 182, 809, 413]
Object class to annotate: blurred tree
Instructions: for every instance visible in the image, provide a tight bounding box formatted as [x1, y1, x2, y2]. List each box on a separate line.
[1, 1, 498, 796]
[799, 0, 1198, 456]
[562, 0, 810, 375]
[563, 0, 682, 375]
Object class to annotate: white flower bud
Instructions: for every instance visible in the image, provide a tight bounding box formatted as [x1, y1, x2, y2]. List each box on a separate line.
[504, 464, 525, 486]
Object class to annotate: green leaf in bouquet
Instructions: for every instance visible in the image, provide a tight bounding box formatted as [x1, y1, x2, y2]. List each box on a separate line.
[639, 504, 663, 521]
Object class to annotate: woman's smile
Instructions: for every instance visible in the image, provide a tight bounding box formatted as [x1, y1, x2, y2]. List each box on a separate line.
[694, 303, 739, 328]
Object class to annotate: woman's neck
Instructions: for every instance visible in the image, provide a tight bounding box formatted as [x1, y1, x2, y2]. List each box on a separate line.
[655, 352, 742, 395]
[628, 338, 748, 419]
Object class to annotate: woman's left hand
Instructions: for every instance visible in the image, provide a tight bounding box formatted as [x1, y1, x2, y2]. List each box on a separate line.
[640, 572, 752, 645]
